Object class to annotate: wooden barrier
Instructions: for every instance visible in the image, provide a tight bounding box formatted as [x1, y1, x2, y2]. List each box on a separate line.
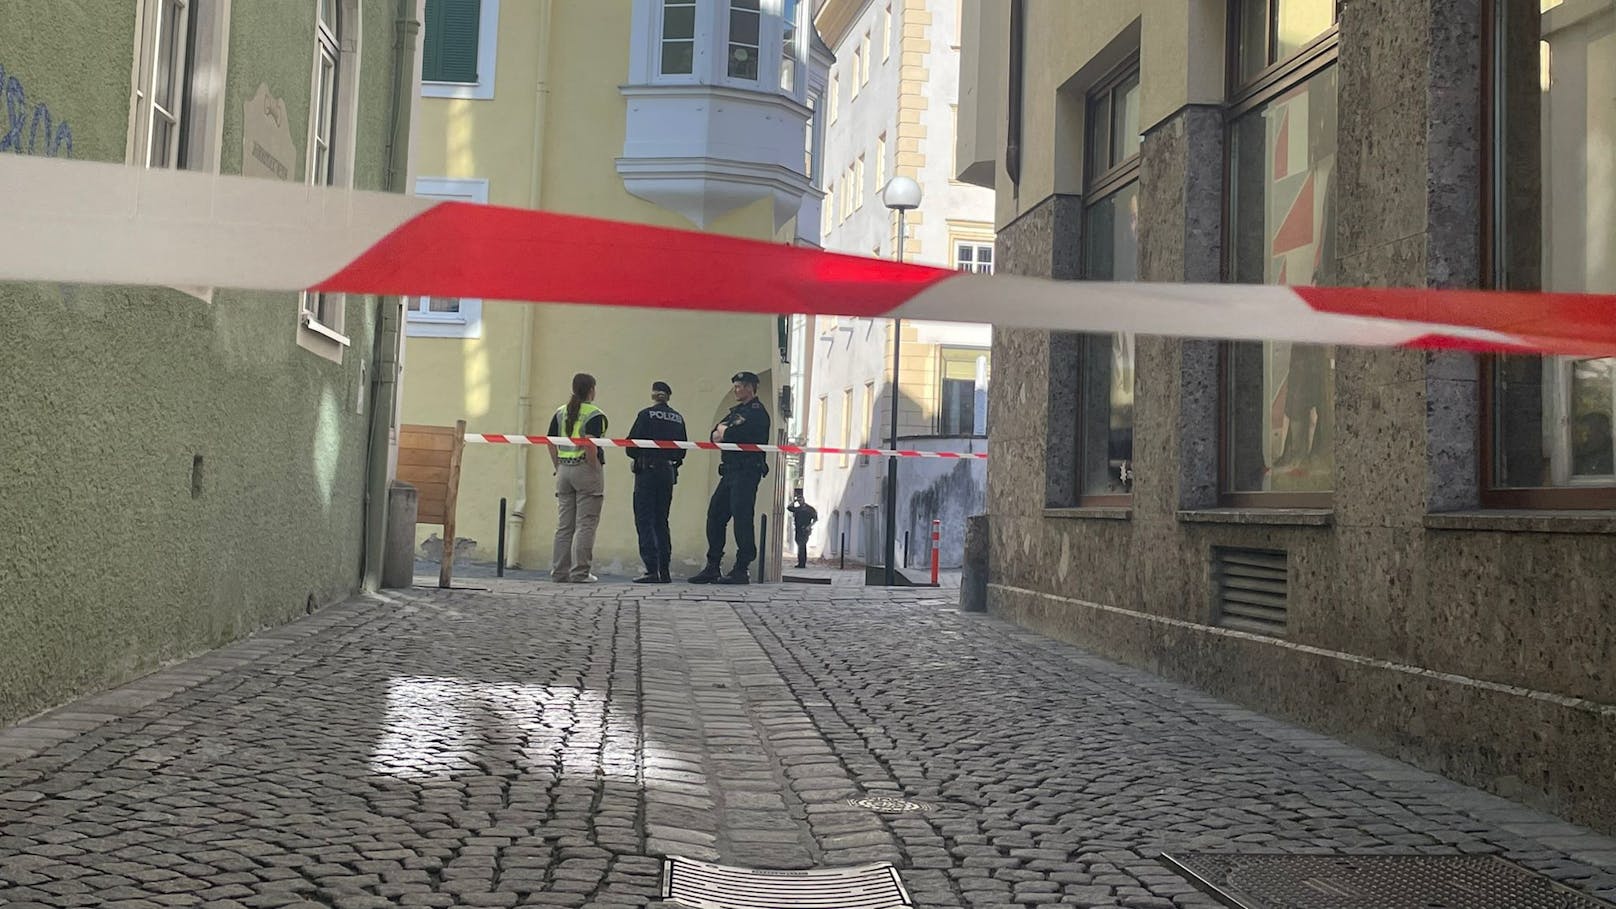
[396, 420, 466, 588]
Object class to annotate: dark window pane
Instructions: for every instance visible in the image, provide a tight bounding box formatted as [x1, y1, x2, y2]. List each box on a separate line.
[1275, 0, 1337, 63]
[1082, 182, 1138, 281]
[1225, 65, 1338, 494]
[1493, 355, 1550, 487]
[1086, 95, 1111, 178]
[730, 6, 760, 44]
[1079, 182, 1139, 498]
[1570, 358, 1614, 478]
[1110, 72, 1141, 163]
[662, 40, 694, 75]
[663, 3, 695, 39]
[1238, 0, 1270, 82]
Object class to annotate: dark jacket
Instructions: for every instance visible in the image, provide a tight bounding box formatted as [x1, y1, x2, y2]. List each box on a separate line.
[788, 501, 818, 537]
[626, 402, 688, 473]
[716, 397, 771, 475]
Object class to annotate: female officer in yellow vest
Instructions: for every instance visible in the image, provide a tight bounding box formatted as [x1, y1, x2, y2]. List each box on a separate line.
[547, 373, 608, 583]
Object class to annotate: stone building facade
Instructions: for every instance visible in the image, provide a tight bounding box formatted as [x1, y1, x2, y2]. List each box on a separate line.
[957, 0, 1616, 833]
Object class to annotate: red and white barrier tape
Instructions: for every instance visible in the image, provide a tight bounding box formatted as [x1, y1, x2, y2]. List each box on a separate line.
[4, 157, 1614, 356]
[465, 434, 988, 460]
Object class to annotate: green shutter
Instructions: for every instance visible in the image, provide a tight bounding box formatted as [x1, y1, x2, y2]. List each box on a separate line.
[423, 0, 481, 84]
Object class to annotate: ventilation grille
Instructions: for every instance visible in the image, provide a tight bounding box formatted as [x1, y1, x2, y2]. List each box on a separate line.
[1211, 546, 1288, 636]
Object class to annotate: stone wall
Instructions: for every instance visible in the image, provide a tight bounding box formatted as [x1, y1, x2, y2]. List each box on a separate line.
[986, 0, 1616, 834]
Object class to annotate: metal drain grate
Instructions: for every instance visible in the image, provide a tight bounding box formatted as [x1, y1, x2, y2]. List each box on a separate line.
[848, 795, 931, 814]
[662, 855, 913, 909]
[1211, 546, 1289, 636]
[1161, 852, 1614, 909]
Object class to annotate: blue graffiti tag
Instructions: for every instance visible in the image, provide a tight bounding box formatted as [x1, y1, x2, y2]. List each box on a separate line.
[0, 64, 72, 157]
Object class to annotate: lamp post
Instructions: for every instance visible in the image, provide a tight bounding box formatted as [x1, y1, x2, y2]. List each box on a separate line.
[880, 176, 922, 587]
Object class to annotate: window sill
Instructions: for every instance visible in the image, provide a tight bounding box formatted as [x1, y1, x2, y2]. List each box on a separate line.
[422, 80, 494, 101]
[1044, 506, 1131, 521]
[301, 313, 351, 347]
[1424, 510, 1616, 535]
[1177, 508, 1333, 527]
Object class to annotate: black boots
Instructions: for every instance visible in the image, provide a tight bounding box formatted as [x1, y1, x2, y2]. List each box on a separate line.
[688, 563, 723, 584]
[635, 563, 674, 584]
[715, 566, 750, 585]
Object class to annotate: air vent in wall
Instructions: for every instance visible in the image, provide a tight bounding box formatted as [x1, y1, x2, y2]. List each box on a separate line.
[1211, 546, 1288, 636]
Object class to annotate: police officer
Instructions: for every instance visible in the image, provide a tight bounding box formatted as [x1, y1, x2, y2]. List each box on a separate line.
[689, 371, 772, 585]
[627, 381, 687, 584]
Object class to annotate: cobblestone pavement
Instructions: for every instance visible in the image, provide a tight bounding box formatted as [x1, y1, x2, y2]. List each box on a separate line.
[0, 583, 1612, 908]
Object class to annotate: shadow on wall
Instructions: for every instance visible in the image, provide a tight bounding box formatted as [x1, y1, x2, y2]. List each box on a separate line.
[806, 383, 987, 571]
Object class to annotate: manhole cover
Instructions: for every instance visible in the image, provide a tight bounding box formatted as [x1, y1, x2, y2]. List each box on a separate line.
[848, 795, 931, 814]
[1161, 853, 1614, 909]
[662, 855, 912, 909]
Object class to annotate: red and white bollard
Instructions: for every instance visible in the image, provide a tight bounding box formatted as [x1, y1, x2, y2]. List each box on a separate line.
[930, 519, 941, 586]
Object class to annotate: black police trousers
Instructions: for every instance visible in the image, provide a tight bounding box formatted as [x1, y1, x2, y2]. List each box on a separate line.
[794, 531, 810, 568]
[704, 468, 762, 571]
[633, 464, 676, 574]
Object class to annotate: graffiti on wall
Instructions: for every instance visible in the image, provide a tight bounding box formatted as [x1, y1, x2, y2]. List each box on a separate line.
[0, 63, 73, 157]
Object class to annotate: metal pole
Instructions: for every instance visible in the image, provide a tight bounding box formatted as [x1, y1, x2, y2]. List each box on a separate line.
[758, 514, 768, 583]
[497, 497, 507, 577]
[885, 208, 905, 587]
[840, 532, 846, 570]
[903, 531, 910, 569]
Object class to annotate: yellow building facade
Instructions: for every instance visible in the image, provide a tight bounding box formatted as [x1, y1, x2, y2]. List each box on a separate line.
[402, 0, 829, 575]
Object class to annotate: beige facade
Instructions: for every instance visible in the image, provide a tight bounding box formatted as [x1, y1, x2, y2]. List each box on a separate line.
[403, 0, 827, 577]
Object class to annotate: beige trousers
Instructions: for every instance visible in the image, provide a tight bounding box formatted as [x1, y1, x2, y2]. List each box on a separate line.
[551, 460, 605, 581]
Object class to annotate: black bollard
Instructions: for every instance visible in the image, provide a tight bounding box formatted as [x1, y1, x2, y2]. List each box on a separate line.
[903, 531, 910, 569]
[758, 514, 768, 583]
[840, 532, 846, 570]
[497, 497, 507, 578]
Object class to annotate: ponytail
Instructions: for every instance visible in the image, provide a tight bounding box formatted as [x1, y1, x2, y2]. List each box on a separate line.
[652, 391, 670, 404]
[566, 372, 596, 435]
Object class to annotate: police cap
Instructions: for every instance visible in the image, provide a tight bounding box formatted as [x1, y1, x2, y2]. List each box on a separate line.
[652, 380, 672, 394]
[731, 371, 760, 387]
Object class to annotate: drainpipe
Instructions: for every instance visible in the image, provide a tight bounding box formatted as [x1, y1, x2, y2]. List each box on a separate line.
[361, 0, 422, 591]
[507, 0, 554, 567]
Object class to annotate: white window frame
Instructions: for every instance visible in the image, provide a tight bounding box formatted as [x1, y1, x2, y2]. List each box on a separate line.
[859, 31, 872, 85]
[882, 3, 892, 60]
[953, 239, 995, 274]
[129, 0, 231, 304]
[829, 71, 840, 122]
[779, 0, 803, 95]
[854, 154, 865, 210]
[852, 42, 863, 97]
[875, 131, 887, 190]
[131, 0, 192, 168]
[422, 0, 501, 100]
[406, 177, 489, 339]
[298, 0, 362, 362]
[720, 0, 768, 87]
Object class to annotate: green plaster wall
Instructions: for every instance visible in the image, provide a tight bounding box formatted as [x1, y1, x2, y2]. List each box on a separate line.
[0, 0, 407, 725]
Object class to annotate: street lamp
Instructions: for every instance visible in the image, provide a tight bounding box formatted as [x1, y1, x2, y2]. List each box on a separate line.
[880, 176, 922, 587]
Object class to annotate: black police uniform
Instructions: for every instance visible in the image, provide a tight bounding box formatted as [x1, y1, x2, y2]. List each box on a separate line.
[698, 395, 771, 581]
[787, 499, 818, 568]
[626, 400, 687, 581]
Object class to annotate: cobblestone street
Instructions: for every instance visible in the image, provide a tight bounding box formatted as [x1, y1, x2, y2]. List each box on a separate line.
[2, 584, 1614, 908]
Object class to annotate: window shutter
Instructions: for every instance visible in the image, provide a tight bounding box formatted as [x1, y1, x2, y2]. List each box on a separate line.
[423, 0, 481, 84]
